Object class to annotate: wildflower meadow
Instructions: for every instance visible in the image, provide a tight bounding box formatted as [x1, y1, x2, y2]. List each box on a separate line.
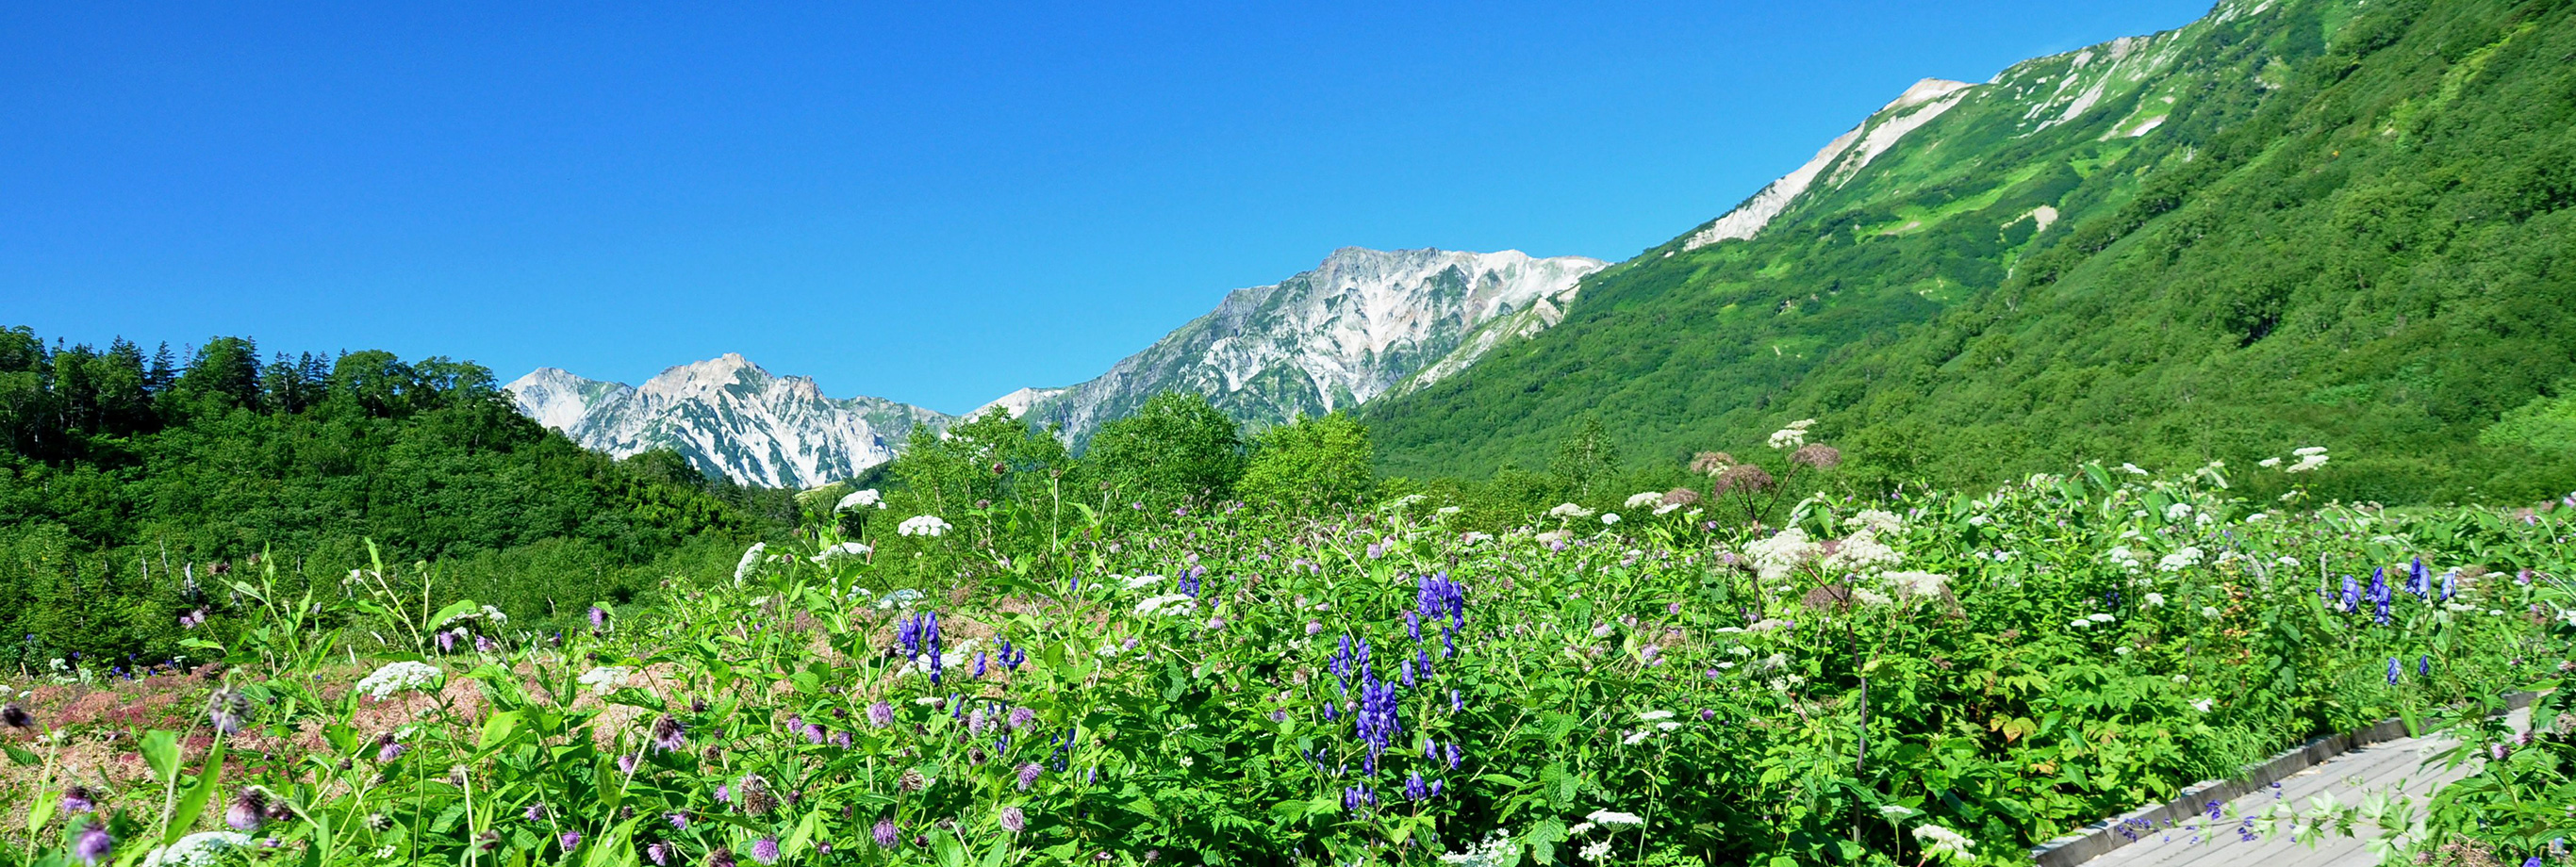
[2, 437, 2571, 867]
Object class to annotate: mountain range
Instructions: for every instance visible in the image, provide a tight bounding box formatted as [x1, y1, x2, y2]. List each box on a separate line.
[507, 248, 1604, 486]
[512, 0, 2576, 502]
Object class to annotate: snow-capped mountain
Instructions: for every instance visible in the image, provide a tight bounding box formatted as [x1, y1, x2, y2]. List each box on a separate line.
[1007, 247, 1608, 443]
[505, 354, 951, 488]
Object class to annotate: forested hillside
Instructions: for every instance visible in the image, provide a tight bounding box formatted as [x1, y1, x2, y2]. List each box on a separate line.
[1368, 0, 2576, 504]
[0, 327, 774, 667]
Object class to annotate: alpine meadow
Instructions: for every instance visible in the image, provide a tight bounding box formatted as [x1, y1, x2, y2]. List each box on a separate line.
[2, 1, 2573, 867]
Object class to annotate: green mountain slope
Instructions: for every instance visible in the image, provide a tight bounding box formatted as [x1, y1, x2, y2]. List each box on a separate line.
[1368, 0, 2576, 503]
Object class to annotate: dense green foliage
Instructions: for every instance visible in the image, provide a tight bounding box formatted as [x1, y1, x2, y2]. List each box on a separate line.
[0, 326, 772, 668]
[1238, 413, 1377, 514]
[8, 459, 2566, 867]
[1369, 0, 2576, 505]
[1084, 393, 1248, 510]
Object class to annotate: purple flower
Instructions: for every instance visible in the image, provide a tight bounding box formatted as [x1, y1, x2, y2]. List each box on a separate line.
[750, 836, 780, 864]
[2205, 801, 2222, 821]
[208, 689, 252, 734]
[651, 714, 687, 752]
[999, 806, 1027, 833]
[1305, 621, 1324, 636]
[716, 783, 732, 804]
[436, 630, 456, 654]
[1404, 771, 1429, 800]
[226, 790, 267, 831]
[667, 811, 690, 831]
[975, 651, 989, 679]
[589, 606, 609, 630]
[72, 824, 112, 865]
[619, 753, 639, 774]
[560, 830, 582, 852]
[2388, 657, 2402, 685]
[1017, 762, 1044, 790]
[830, 730, 852, 748]
[802, 723, 827, 745]
[377, 736, 406, 763]
[61, 786, 95, 814]
[526, 804, 549, 822]
[1008, 707, 1036, 730]
[645, 842, 669, 865]
[867, 701, 894, 728]
[1446, 742, 1462, 769]
[475, 633, 496, 654]
[873, 818, 900, 848]
[2419, 656, 2431, 677]
[2525, 858, 2543, 867]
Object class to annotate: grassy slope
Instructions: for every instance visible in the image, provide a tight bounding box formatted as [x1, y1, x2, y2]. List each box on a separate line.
[1367, 0, 2576, 503]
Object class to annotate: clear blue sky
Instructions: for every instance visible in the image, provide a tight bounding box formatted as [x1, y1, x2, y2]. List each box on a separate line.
[4, 1, 2210, 415]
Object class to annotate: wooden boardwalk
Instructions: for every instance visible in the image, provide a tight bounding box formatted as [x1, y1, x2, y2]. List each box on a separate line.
[2073, 707, 2531, 867]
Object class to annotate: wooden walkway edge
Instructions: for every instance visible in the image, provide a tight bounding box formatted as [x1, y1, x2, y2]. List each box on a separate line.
[2029, 692, 2541, 867]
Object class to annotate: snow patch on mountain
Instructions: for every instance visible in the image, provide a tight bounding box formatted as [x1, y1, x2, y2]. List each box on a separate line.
[1017, 247, 1607, 442]
[1685, 78, 1973, 251]
[505, 354, 950, 489]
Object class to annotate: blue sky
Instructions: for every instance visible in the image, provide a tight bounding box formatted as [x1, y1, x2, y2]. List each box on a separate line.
[4, 1, 2209, 415]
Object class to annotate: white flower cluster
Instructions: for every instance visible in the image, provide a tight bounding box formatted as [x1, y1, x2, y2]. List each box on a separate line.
[1884, 571, 1949, 599]
[577, 666, 631, 695]
[898, 515, 951, 537]
[2106, 546, 2144, 573]
[140, 831, 253, 867]
[1769, 418, 1816, 449]
[1436, 832, 1519, 867]
[1587, 809, 1645, 827]
[1822, 529, 1901, 575]
[1547, 502, 1595, 519]
[2257, 446, 2329, 473]
[834, 488, 884, 512]
[1845, 509, 1905, 536]
[1624, 491, 1664, 509]
[1134, 594, 1196, 617]
[355, 661, 442, 701]
[811, 542, 872, 565]
[734, 542, 768, 583]
[2157, 547, 2204, 573]
[1911, 825, 1973, 862]
[1744, 528, 1820, 582]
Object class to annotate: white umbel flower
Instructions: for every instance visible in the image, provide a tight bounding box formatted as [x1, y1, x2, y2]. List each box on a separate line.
[734, 542, 768, 583]
[1600, 513, 1620, 526]
[1133, 594, 1195, 617]
[1586, 809, 1644, 826]
[1547, 502, 1595, 519]
[140, 831, 254, 867]
[1911, 825, 1973, 861]
[835, 488, 884, 512]
[811, 541, 872, 564]
[898, 515, 951, 537]
[577, 666, 631, 694]
[355, 661, 442, 701]
[1743, 528, 1820, 581]
[1768, 418, 1816, 449]
[1624, 491, 1664, 509]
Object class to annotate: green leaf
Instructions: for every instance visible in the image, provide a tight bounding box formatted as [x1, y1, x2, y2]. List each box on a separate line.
[478, 711, 523, 751]
[784, 809, 821, 858]
[3, 744, 38, 767]
[1525, 816, 1568, 864]
[165, 740, 225, 845]
[139, 730, 181, 782]
[427, 598, 480, 630]
[26, 780, 57, 835]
